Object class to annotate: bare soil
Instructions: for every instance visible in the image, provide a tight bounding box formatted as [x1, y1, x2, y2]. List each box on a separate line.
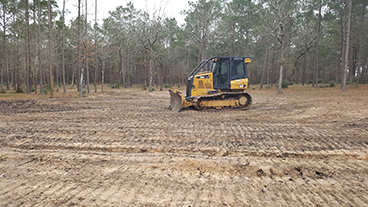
[0, 86, 368, 206]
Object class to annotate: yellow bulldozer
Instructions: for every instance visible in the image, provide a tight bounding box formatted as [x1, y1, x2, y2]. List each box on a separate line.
[168, 56, 252, 112]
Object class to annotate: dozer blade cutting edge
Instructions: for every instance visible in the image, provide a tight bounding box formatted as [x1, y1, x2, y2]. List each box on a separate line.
[168, 89, 184, 112]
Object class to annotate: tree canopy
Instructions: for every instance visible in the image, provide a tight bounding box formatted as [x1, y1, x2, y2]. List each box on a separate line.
[1, 0, 367, 93]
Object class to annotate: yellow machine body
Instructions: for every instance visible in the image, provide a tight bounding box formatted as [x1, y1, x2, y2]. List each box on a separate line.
[191, 72, 249, 97]
[191, 72, 214, 96]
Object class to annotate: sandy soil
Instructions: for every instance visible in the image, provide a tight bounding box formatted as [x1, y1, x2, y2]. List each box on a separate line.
[0, 87, 367, 206]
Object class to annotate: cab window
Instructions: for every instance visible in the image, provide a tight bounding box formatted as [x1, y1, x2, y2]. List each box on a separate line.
[213, 60, 228, 88]
[230, 59, 245, 80]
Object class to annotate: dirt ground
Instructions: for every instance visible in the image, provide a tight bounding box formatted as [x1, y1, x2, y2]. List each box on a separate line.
[0, 86, 368, 206]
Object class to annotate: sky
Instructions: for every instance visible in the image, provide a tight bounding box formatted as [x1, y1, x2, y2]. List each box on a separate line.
[56, 0, 191, 26]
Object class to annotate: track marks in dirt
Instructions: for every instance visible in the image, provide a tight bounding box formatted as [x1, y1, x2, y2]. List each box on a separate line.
[1, 149, 368, 206]
[1, 90, 368, 206]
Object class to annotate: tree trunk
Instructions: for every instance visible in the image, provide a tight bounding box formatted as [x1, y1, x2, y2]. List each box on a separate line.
[335, 57, 339, 84]
[342, 0, 352, 91]
[315, 1, 322, 88]
[78, 0, 82, 95]
[302, 42, 307, 86]
[260, 44, 268, 89]
[12, 35, 16, 90]
[231, 22, 235, 55]
[33, 7, 37, 94]
[1, 8, 9, 90]
[149, 58, 153, 92]
[118, 49, 125, 88]
[278, 27, 286, 94]
[25, 0, 31, 94]
[71, 72, 75, 89]
[122, 57, 126, 88]
[284, 19, 292, 83]
[33, 69, 37, 94]
[109, 57, 112, 84]
[94, 0, 97, 93]
[6, 45, 9, 90]
[356, 2, 365, 87]
[278, 55, 284, 93]
[127, 55, 131, 87]
[117, 50, 122, 88]
[267, 49, 271, 85]
[1, 7, 5, 90]
[48, 0, 53, 98]
[38, 0, 43, 94]
[101, 57, 104, 93]
[13, 41, 17, 89]
[56, 65, 59, 85]
[62, 0, 66, 93]
[85, 0, 90, 94]
[340, 0, 346, 86]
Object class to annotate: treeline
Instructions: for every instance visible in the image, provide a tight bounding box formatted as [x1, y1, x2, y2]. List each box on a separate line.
[0, 0, 367, 94]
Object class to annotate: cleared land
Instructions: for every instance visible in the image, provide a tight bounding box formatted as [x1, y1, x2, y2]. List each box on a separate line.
[0, 86, 368, 206]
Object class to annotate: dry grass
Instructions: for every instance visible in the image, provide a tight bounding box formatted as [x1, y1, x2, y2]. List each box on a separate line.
[0, 84, 124, 101]
[249, 84, 368, 97]
[1, 83, 367, 101]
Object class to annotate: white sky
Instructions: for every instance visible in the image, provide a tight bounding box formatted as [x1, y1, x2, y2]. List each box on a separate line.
[56, 0, 190, 26]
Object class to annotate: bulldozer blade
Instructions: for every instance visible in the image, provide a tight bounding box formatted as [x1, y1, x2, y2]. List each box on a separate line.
[168, 89, 184, 112]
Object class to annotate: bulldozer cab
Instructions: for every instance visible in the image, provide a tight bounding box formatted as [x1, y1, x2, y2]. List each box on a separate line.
[185, 57, 251, 98]
[212, 57, 249, 89]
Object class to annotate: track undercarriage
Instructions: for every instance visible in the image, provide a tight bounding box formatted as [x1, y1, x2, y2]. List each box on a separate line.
[168, 89, 252, 112]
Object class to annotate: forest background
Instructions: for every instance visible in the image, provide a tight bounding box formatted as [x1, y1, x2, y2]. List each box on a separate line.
[0, 0, 367, 95]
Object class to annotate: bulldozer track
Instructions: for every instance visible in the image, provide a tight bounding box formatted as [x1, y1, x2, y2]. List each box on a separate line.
[188, 91, 252, 111]
[0, 90, 368, 206]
